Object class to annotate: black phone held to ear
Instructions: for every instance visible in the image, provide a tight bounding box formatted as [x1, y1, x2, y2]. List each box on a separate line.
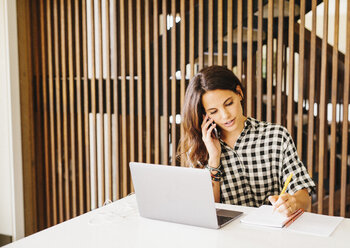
[209, 121, 220, 139]
[212, 126, 220, 139]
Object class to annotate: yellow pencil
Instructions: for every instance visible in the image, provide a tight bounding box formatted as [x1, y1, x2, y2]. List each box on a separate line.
[280, 173, 293, 196]
[272, 173, 293, 213]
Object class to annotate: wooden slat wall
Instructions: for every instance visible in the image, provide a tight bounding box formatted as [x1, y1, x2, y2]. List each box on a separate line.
[19, 0, 350, 233]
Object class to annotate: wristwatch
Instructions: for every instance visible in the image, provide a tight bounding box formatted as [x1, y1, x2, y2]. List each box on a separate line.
[205, 163, 222, 174]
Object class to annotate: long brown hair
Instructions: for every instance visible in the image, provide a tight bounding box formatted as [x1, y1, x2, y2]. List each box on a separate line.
[178, 65, 244, 167]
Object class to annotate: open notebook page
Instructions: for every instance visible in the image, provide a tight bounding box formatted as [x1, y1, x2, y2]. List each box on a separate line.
[287, 212, 344, 237]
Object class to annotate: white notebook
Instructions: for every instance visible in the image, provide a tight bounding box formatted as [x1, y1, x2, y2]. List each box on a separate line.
[240, 205, 302, 228]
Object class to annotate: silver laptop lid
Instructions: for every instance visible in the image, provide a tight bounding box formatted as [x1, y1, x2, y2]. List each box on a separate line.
[130, 162, 219, 229]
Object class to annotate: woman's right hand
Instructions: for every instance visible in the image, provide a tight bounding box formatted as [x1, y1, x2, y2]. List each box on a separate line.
[201, 114, 221, 168]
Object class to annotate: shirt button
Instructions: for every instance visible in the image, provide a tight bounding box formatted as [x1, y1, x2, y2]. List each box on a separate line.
[241, 133, 245, 136]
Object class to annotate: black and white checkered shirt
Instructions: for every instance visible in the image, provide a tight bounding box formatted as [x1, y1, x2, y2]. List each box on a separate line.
[219, 117, 315, 207]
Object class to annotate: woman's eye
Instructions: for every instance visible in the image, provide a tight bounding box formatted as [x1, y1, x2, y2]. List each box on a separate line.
[209, 110, 217, 115]
[225, 101, 233, 106]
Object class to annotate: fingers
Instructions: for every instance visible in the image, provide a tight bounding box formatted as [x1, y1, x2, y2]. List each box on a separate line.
[201, 114, 215, 139]
[201, 114, 210, 129]
[271, 194, 297, 217]
[268, 195, 278, 205]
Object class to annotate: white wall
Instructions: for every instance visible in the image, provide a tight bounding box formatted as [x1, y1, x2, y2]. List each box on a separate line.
[0, 0, 24, 240]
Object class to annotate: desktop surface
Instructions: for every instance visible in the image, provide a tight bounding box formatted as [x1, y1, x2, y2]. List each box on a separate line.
[5, 195, 350, 248]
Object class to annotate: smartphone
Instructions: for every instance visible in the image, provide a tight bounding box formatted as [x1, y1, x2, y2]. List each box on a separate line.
[209, 119, 220, 139]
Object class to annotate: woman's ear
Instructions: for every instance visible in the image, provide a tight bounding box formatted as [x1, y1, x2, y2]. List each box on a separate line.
[236, 86, 244, 101]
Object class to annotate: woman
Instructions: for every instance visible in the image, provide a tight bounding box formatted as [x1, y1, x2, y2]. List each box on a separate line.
[178, 65, 315, 217]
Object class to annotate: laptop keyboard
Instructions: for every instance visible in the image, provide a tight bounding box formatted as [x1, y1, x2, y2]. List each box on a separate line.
[217, 215, 233, 226]
[216, 208, 243, 226]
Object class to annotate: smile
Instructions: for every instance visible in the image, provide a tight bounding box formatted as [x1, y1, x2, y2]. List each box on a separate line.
[224, 118, 235, 127]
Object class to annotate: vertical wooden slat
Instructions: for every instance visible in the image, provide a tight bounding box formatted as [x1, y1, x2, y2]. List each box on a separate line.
[145, 0, 151, 163]
[283, 45, 288, 127]
[287, 0, 295, 135]
[17, 0, 37, 234]
[180, 0, 186, 160]
[318, 0, 328, 215]
[106, 0, 112, 199]
[217, 0, 223, 66]
[81, 0, 90, 211]
[307, 0, 317, 179]
[208, 0, 214, 65]
[256, 0, 263, 121]
[39, 0, 51, 226]
[227, 0, 233, 70]
[129, 0, 136, 171]
[137, 0, 144, 163]
[74, 0, 84, 215]
[190, 0, 195, 77]
[329, 0, 340, 216]
[198, 0, 204, 70]
[340, 0, 350, 217]
[171, 0, 177, 166]
[97, 0, 105, 203]
[266, 0, 273, 123]
[237, 0, 242, 80]
[162, 0, 169, 164]
[113, 0, 120, 199]
[153, 0, 160, 164]
[297, 0, 305, 159]
[276, 0, 284, 124]
[32, 0, 45, 230]
[82, 0, 91, 211]
[252, 53, 257, 117]
[60, 0, 70, 219]
[53, 0, 64, 222]
[120, 0, 128, 196]
[67, 0, 77, 217]
[89, 0, 98, 208]
[247, 0, 253, 117]
[314, 62, 321, 178]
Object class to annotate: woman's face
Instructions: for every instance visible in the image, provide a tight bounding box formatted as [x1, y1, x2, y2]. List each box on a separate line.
[201, 88, 245, 135]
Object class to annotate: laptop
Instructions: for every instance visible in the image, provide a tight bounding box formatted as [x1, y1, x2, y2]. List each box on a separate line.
[129, 162, 243, 229]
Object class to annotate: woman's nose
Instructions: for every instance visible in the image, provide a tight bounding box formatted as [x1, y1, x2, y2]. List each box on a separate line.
[221, 109, 230, 119]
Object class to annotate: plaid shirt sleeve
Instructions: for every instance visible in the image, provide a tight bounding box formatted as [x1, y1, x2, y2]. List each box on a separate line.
[281, 127, 316, 195]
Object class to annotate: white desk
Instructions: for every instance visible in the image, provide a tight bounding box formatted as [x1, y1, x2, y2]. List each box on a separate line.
[5, 195, 350, 248]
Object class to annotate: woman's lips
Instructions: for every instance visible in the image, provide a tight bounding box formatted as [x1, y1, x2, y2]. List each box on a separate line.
[224, 118, 235, 127]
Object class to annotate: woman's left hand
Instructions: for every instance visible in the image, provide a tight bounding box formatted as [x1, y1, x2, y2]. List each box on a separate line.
[268, 194, 297, 217]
